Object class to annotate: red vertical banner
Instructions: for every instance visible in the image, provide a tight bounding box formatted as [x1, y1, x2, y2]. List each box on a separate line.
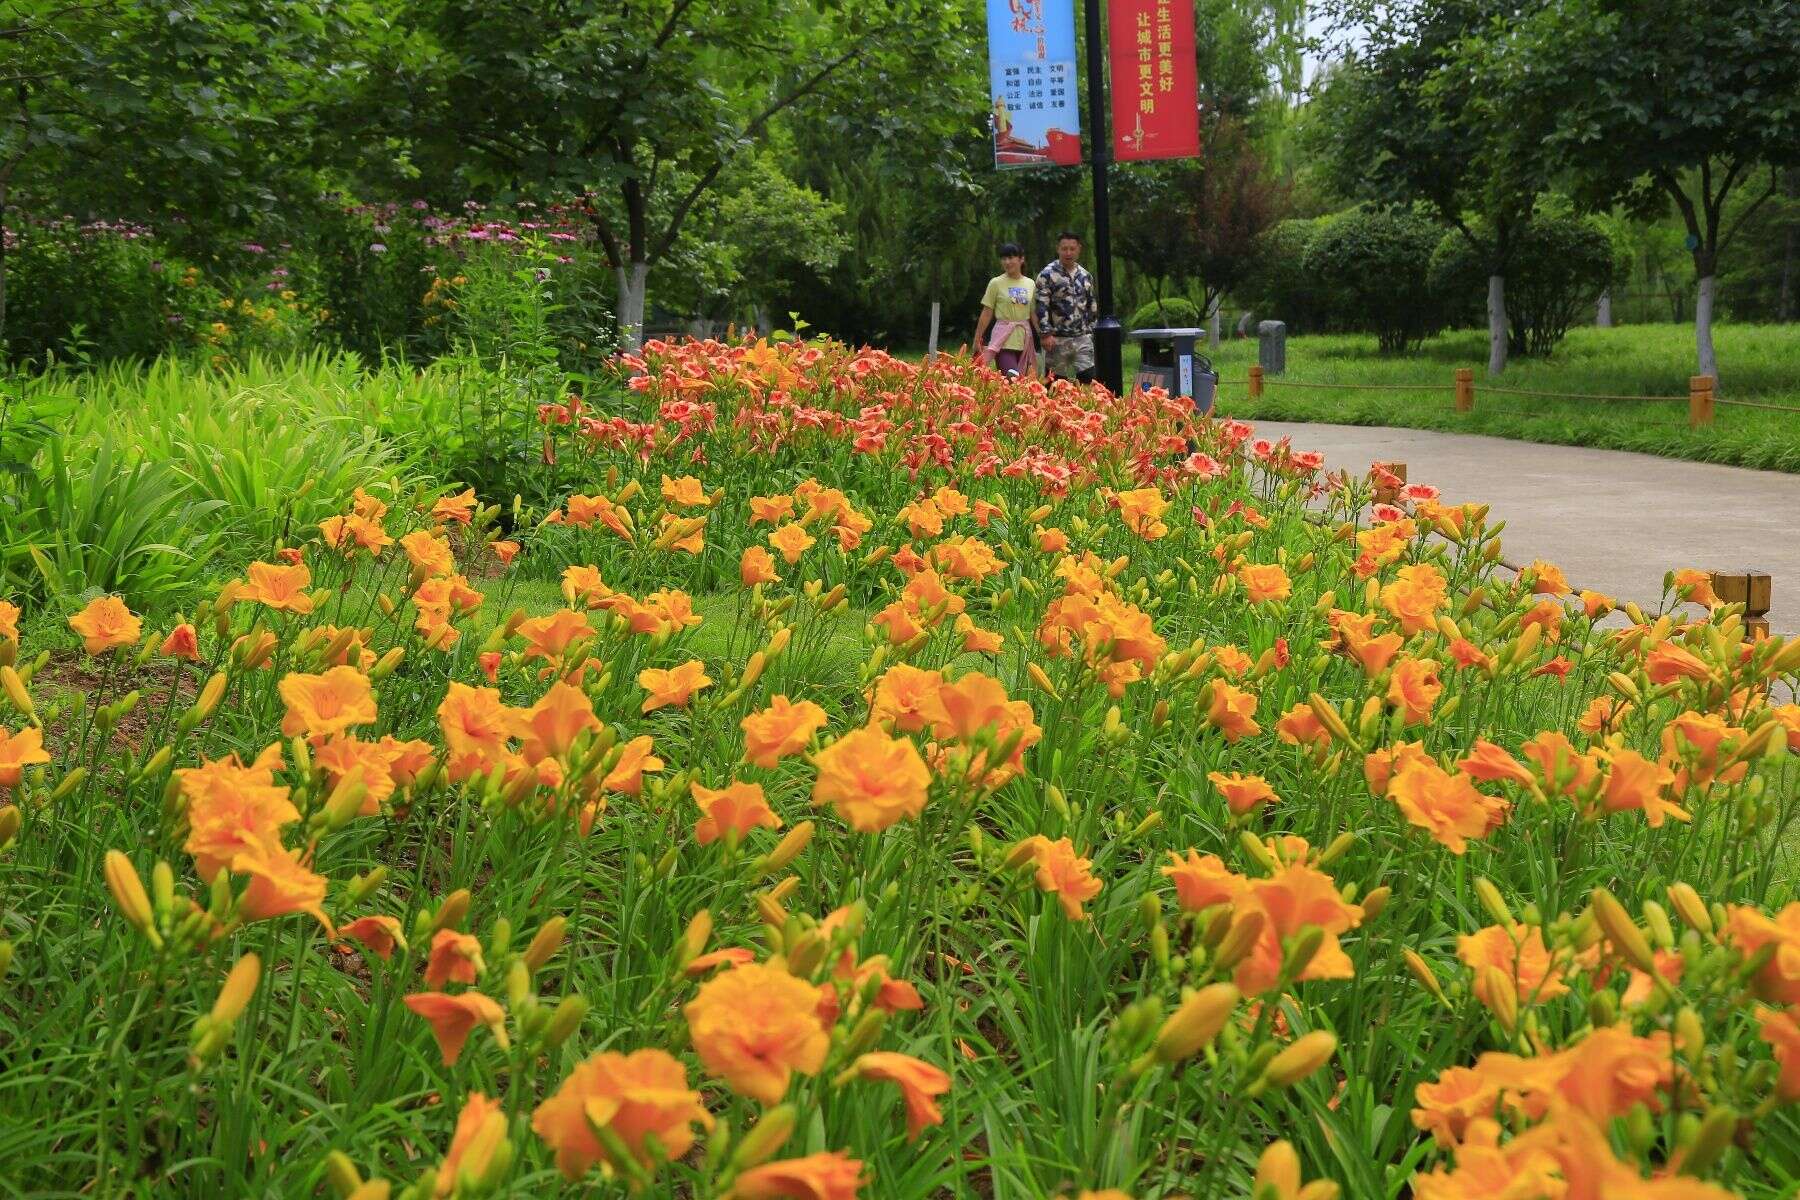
[1108, 0, 1200, 162]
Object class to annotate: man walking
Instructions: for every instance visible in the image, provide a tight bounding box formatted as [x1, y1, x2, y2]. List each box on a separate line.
[1036, 231, 1099, 383]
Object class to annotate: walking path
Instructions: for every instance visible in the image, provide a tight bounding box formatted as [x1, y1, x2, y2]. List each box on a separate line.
[1248, 421, 1800, 633]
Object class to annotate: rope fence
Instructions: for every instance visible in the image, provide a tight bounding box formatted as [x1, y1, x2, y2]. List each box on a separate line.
[1214, 364, 1800, 426]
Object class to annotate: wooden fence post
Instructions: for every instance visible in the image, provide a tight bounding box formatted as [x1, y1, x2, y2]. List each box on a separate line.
[1248, 363, 1264, 398]
[1455, 368, 1474, 413]
[1709, 571, 1772, 639]
[1689, 375, 1715, 428]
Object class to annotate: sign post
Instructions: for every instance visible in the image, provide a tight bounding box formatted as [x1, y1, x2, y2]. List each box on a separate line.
[1082, 0, 1123, 394]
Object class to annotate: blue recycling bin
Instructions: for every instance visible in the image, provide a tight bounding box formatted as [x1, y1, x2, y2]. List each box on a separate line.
[1128, 327, 1217, 415]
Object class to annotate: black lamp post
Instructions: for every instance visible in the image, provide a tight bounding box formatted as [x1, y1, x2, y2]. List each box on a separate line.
[1081, 0, 1124, 394]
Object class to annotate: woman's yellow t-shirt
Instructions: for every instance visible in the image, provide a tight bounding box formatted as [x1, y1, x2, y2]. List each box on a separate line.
[982, 274, 1035, 350]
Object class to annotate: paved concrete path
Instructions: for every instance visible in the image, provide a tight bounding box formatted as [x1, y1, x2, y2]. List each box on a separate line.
[1248, 421, 1800, 633]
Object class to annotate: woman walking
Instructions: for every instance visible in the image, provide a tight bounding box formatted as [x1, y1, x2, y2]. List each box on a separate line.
[973, 242, 1039, 378]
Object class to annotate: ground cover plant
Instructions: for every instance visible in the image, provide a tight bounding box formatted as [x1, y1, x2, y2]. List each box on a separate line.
[3, 339, 1800, 1197]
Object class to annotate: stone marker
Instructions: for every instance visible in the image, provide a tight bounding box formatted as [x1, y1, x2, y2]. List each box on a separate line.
[1257, 320, 1287, 375]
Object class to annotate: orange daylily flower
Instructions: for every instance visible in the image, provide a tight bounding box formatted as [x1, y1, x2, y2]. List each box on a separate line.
[661, 473, 710, 507]
[692, 780, 782, 845]
[1387, 657, 1443, 726]
[1209, 771, 1279, 816]
[869, 664, 944, 734]
[638, 659, 713, 713]
[513, 681, 601, 764]
[812, 726, 931, 833]
[1458, 924, 1568, 1010]
[1388, 760, 1508, 854]
[1013, 835, 1103, 919]
[337, 915, 406, 961]
[685, 961, 829, 1103]
[279, 666, 378, 741]
[401, 529, 456, 578]
[423, 928, 485, 989]
[404, 990, 508, 1065]
[232, 842, 331, 931]
[159, 623, 201, 661]
[532, 1047, 713, 1179]
[844, 1052, 951, 1140]
[516, 608, 593, 664]
[742, 695, 829, 768]
[602, 734, 664, 795]
[1238, 562, 1291, 605]
[728, 1150, 867, 1200]
[69, 595, 141, 655]
[1161, 850, 1248, 911]
[749, 494, 795, 525]
[0, 725, 50, 789]
[240, 560, 314, 613]
[1205, 679, 1261, 742]
[741, 545, 781, 586]
[769, 523, 816, 565]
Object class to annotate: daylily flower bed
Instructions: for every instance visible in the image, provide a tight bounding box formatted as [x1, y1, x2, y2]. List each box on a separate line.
[3, 338, 1799, 1198]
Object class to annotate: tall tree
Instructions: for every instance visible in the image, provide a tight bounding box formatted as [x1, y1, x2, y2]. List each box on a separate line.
[0, 0, 355, 347]
[380, 0, 956, 348]
[1311, 0, 1551, 375]
[1461, 0, 1800, 380]
[1114, 116, 1288, 324]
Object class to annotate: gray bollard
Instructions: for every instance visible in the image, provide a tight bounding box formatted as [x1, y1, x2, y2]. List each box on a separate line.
[1257, 320, 1287, 375]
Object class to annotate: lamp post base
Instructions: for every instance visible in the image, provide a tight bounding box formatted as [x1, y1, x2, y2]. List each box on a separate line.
[1095, 316, 1124, 395]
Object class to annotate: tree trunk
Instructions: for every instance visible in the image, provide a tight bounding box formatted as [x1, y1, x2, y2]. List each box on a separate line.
[1595, 290, 1612, 327]
[1486, 274, 1507, 376]
[1694, 273, 1718, 382]
[615, 261, 648, 351]
[1207, 303, 1221, 349]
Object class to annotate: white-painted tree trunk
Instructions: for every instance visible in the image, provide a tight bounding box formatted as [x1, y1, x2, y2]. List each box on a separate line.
[614, 261, 648, 351]
[1207, 305, 1221, 349]
[1695, 274, 1717, 382]
[1486, 273, 1508, 376]
[1595, 290, 1612, 327]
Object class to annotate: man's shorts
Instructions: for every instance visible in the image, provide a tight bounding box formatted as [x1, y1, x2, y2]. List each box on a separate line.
[1045, 332, 1095, 378]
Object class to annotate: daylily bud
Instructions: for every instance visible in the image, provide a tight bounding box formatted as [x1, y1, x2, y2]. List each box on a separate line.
[1154, 983, 1239, 1062]
[1666, 883, 1712, 936]
[432, 888, 472, 934]
[1591, 888, 1657, 973]
[1253, 1030, 1337, 1093]
[1402, 949, 1449, 1007]
[543, 993, 588, 1049]
[1213, 910, 1265, 972]
[1481, 966, 1519, 1033]
[731, 1104, 797, 1170]
[104, 850, 161, 947]
[324, 1151, 365, 1198]
[209, 953, 262, 1024]
[523, 917, 568, 971]
[759, 821, 814, 876]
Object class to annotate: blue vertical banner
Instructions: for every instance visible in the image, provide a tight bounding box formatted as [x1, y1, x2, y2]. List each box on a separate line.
[987, 0, 1083, 168]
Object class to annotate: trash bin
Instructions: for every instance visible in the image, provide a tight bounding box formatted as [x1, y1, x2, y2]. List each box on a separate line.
[1127, 327, 1218, 415]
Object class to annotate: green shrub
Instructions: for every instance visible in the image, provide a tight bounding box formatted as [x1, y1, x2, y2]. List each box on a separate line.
[3, 220, 221, 366]
[1126, 296, 1202, 330]
[1303, 207, 1446, 352]
[1428, 214, 1617, 356]
[1242, 217, 1340, 334]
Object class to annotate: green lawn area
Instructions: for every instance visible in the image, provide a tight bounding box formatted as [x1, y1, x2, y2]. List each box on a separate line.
[901, 323, 1800, 472]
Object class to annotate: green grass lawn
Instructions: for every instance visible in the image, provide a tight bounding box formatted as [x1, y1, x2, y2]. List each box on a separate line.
[898, 322, 1800, 472]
